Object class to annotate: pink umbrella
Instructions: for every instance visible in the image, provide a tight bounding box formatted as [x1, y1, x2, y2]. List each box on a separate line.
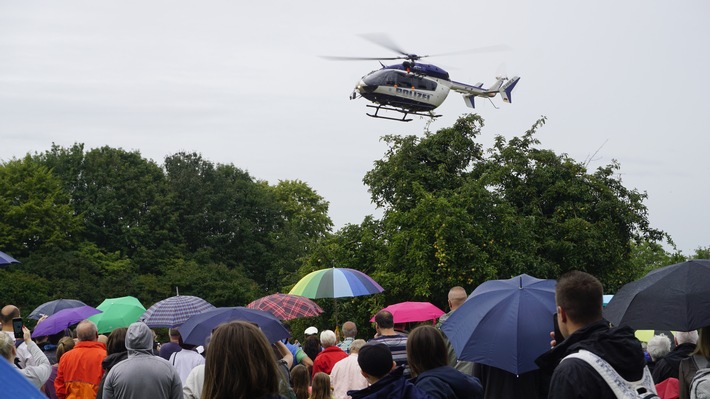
[370, 301, 445, 323]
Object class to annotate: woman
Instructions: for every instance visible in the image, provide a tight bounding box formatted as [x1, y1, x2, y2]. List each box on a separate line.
[407, 325, 484, 399]
[310, 372, 333, 399]
[202, 320, 286, 399]
[43, 336, 75, 398]
[679, 326, 710, 399]
[291, 364, 310, 399]
[96, 327, 128, 399]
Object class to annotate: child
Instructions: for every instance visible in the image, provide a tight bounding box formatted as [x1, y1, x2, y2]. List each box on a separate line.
[310, 372, 333, 399]
[291, 364, 311, 399]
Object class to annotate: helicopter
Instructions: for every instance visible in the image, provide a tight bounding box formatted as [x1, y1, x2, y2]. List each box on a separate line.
[324, 35, 520, 122]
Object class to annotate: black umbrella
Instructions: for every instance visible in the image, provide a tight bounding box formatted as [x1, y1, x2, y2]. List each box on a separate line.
[604, 259, 710, 331]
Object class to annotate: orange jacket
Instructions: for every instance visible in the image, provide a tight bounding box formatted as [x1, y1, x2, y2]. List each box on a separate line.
[55, 340, 107, 399]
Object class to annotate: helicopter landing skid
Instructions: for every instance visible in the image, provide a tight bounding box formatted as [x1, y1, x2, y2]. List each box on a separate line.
[366, 105, 441, 122]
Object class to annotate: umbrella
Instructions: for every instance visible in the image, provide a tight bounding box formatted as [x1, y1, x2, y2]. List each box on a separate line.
[369, 302, 445, 323]
[140, 295, 215, 328]
[441, 274, 557, 375]
[0, 250, 20, 266]
[88, 296, 146, 334]
[0, 357, 46, 398]
[31, 306, 102, 338]
[603, 295, 614, 307]
[28, 299, 88, 320]
[247, 293, 323, 320]
[288, 267, 384, 299]
[179, 307, 289, 346]
[604, 259, 710, 331]
[655, 377, 679, 399]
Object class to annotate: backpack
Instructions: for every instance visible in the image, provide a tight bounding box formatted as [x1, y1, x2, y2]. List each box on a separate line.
[563, 349, 660, 399]
[690, 354, 710, 399]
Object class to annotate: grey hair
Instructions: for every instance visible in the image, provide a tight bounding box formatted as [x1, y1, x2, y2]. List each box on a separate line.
[350, 339, 367, 354]
[647, 334, 671, 361]
[0, 332, 15, 361]
[320, 330, 337, 347]
[676, 330, 699, 346]
[76, 320, 98, 341]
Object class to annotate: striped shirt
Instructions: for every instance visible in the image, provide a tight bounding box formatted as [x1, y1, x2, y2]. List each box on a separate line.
[369, 333, 410, 377]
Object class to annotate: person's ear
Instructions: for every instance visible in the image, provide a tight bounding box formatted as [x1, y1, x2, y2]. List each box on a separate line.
[557, 306, 568, 323]
[390, 361, 396, 371]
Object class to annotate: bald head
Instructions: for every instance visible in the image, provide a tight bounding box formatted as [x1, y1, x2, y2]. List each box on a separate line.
[1, 305, 20, 325]
[448, 287, 467, 311]
[76, 320, 99, 342]
[342, 321, 357, 338]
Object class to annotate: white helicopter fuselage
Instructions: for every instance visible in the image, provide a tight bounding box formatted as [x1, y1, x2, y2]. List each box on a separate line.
[353, 68, 451, 112]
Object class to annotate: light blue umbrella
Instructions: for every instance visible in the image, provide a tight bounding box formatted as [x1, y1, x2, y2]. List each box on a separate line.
[0, 357, 46, 398]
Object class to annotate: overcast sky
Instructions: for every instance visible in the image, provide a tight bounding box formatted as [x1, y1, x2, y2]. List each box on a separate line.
[1, 1, 708, 255]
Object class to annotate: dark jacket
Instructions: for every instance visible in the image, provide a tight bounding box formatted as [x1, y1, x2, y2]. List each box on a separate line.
[412, 365, 484, 399]
[535, 319, 647, 399]
[349, 367, 433, 399]
[652, 342, 696, 383]
[96, 351, 128, 399]
[473, 363, 548, 399]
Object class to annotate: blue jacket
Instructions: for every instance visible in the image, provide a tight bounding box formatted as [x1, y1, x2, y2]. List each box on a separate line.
[412, 366, 484, 399]
[349, 367, 433, 399]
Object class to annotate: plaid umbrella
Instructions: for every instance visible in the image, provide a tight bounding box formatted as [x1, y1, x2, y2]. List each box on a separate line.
[140, 295, 216, 328]
[247, 293, 323, 320]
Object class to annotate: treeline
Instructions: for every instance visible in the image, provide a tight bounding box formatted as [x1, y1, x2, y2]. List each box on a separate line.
[1, 114, 705, 333]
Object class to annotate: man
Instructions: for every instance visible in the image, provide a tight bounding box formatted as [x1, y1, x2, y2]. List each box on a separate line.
[369, 310, 410, 377]
[535, 271, 648, 399]
[436, 286, 473, 374]
[159, 328, 182, 361]
[338, 321, 358, 354]
[1, 305, 35, 368]
[331, 339, 368, 399]
[55, 319, 107, 398]
[0, 325, 51, 388]
[103, 322, 182, 399]
[312, 329, 348, 377]
[652, 330, 698, 383]
[348, 342, 431, 399]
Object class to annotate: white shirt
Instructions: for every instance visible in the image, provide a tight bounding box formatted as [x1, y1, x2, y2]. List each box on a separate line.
[182, 364, 205, 399]
[330, 354, 369, 399]
[169, 349, 205, 385]
[3, 330, 34, 369]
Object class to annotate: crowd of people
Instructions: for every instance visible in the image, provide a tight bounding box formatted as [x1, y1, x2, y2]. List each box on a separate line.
[2, 270, 710, 399]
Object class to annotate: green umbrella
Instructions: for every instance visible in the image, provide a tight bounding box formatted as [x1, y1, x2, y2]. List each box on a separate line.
[88, 296, 146, 334]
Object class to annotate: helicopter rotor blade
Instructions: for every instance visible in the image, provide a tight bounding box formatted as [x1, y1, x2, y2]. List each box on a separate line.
[358, 33, 411, 57]
[320, 55, 407, 61]
[428, 44, 512, 57]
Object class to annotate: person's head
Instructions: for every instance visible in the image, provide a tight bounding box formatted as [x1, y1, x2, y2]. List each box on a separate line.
[169, 328, 182, 344]
[694, 326, 710, 358]
[0, 331, 16, 362]
[350, 339, 366, 354]
[106, 327, 128, 355]
[448, 286, 468, 311]
[0, 305, 20, 328]
[320, 330, 337, 348]
[202, 321, 281, 399]
[304, 326, 318, 337]
[303, 334, 322, 361]
[357, 343, 395, 384]
[406, 325, 448, 377]
[646, 334, 671, 361]
[342, 321, 357, 338]
[76, 320, 99, 342]
[311, 372, 332, 399]
[374, 310, 394, 331]
[125, 322, 153, 352]
[675, 330, 699, 346]
[555, 271, 603, 338]
[55, 336, 76, 364]
[290, 364, 310, 399]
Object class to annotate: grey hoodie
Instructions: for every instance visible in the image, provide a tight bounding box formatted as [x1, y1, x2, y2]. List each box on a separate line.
[102, 322, 182, 399]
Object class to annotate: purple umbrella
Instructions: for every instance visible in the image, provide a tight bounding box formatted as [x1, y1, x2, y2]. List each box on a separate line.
[140, 295, 215, 328]
[0, 250, 20, 266]
[31, 305, 102, 338]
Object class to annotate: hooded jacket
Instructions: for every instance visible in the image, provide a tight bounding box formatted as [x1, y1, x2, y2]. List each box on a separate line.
[535, 319, 647, 399]
[349, 367, 433, 399]
[102, 322, 182, 399]
[412, 365, 484, 399]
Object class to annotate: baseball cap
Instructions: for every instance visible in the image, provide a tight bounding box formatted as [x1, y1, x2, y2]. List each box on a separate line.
[304, 326, 318, 336]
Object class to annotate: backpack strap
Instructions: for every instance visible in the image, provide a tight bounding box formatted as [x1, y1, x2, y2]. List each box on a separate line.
[563, 350, 657, 399]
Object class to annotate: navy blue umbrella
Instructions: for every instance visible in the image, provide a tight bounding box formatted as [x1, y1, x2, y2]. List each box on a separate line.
[0, 356, 46, 398]
[179, 307, 290, 346]
[29, 299, 88, 320]
[441, 274, 557, 375]
[0, 250, 20, 266]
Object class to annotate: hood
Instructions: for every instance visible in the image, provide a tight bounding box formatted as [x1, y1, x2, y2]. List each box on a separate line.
[125, 322, 153, 355]
[536, 319, 646, 381]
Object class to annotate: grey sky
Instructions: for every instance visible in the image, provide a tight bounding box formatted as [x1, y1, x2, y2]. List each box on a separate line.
[1, 1, 708, 255]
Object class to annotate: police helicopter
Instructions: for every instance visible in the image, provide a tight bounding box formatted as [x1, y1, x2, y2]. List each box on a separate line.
[324, 35, 520, 122]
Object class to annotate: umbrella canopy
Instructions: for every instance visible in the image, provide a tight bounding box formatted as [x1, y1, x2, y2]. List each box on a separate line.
[31, 306, 102, 338]
[247, 293, 323, 320]
[88, 296, 146, 334]
[604, 259, 710, 331]
[140, 295, 215, 328]
[0, 357, 46, 398]
[179, 307, 289, 346]
[289, 267, 384, 299]
[28, 299, 88, 320]
[369, 302, 445, 323]
[441, 274, 557, 375]
[0, 250, 20, 266]
[603, 295, 614, 307]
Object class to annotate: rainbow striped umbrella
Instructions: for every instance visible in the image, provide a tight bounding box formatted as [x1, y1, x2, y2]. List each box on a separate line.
[289, 267, 384, 299]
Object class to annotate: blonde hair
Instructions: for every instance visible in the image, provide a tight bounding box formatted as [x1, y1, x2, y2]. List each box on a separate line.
[0, 332, 14, 361]
[310, 372, 332, 399]
[56, 336, 76, 364]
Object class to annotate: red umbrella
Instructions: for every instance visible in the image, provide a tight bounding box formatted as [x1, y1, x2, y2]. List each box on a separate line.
[370, 301, 445, 323]
[247, 293, 323, 320]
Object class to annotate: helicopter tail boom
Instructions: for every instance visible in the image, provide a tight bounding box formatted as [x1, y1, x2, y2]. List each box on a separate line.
[456, 76, 520, 108]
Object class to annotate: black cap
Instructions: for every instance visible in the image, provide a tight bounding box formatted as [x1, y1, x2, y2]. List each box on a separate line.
[357, 343, 393, 379]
